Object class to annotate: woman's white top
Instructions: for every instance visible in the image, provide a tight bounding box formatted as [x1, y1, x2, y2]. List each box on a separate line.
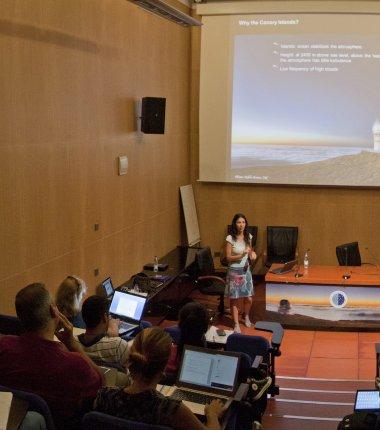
[226, 233, 252, 268]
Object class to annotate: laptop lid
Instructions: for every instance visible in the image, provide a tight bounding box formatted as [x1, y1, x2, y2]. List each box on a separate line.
[101, 277, 114, 299]
[281, 260, 297, 272]
[355, 390, 380, 412]
[109, 290, 147, 324]
[176, 346, 241, 397]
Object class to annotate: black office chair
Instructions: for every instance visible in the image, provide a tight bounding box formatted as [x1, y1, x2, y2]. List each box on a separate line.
[0, 314, 23, 335]
[195, 247, 226, 315]
[336, 242, 361, 266]
[265, 226, 298, 268]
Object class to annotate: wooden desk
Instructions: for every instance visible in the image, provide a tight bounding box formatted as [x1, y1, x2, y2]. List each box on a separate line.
[265, 264, 380, 330]
[266, 264, 380, 286]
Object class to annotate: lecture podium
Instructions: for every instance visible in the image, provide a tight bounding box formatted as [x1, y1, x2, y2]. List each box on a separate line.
[265, 264, 380, 330]
[119, 246, 199, 325]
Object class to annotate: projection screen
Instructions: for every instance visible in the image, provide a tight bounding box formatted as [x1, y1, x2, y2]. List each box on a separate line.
[198, 1, 380, 186]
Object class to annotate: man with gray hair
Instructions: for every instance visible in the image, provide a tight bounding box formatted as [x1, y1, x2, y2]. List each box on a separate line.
[0, 283, 103, 429]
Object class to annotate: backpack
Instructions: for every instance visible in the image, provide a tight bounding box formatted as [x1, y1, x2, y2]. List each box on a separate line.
[337, 412, 380, 430]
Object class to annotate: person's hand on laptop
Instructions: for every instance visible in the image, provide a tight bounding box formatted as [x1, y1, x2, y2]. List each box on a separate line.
[205, 399, 224, 419]
[108, 317, 121, 337]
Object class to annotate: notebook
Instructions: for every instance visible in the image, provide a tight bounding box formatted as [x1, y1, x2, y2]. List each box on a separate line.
[108, 290, 147, 335]
[355, 390, 380, 412]
[101, 277, 115, 300]
[269, 260, 297, 275]
[163, 346, 241, 416]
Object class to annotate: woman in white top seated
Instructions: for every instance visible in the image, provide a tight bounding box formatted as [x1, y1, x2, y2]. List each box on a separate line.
[225, 213, 256, 333]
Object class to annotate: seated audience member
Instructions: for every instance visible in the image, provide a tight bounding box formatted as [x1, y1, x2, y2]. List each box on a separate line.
[56, 275, 87, 328]
[166, 301, 209, 377]
[0, 283, 103, 429]
[78, 295, 131, 369]
[94, 327, 224, 430]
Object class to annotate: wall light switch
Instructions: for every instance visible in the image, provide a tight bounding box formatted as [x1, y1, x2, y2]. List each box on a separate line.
[118, 155, 128, 175]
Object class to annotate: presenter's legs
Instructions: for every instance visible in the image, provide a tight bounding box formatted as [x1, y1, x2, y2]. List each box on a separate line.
[243, 296, 253, 327]
[230, 298, 241, 332]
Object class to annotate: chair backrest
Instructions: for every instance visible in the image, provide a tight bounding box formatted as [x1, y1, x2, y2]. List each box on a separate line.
[336, 242, 361, 266]
[195, 247, 215, 276]
[0, 385, 55, 430]
[82, 411, 171, 430]
[227, 225, 258, 247]
[164, 325, 181, 344]
[226, 333, 270, 365]
[267, 226, 298, 263]
[0, 314, 23, 335]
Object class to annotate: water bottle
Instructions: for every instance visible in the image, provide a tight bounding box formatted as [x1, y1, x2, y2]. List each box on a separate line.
[153, 256, 159, 273]
[303, 250, 309, 269]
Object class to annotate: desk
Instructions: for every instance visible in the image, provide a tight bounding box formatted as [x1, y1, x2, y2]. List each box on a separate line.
[120, 246, 199, 325]
[265, 264, 380, 330]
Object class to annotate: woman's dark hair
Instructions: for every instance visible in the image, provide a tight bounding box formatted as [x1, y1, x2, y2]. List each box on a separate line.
[177, 302, 209, 357]
[127, 327, 172, 384]
[230, 213, 251, 245]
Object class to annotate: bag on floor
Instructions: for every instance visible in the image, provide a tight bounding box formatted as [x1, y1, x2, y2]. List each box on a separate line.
[337, 412, 380, 430]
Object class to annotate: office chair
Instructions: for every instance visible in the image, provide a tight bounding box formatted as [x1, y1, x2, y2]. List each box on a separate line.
[336, 242, 361, 266]
[0, 385, 56, 430]
[82, 411, 171, 430]
[195, 247, 226, 314]
[0, 314, 23, 335]
[164, 325, 181, 344]
[226, 321, 284, 397]
[264, 226, 298, 268]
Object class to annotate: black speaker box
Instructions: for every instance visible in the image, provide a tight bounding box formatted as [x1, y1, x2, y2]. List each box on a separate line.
[141, 97, 166, 134]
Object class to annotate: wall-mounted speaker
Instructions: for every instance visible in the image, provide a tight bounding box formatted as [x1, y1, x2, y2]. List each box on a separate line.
[141, 97, 166, 134]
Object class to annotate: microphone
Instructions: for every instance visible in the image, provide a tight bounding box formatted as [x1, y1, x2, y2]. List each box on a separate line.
[294, 258, 303, 278]
[342, 246, 351, 280]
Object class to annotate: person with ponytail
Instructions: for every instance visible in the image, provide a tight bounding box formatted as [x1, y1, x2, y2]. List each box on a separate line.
[165, 301, 209, 376]
[94, 327, 224, 430]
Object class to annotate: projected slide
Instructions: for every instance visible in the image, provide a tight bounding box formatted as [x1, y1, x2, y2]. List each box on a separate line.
[199, 11, 380, 186]
[231, 31, 380, 185]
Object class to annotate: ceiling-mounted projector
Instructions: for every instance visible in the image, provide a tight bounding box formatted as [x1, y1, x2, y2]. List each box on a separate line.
[127, 0, 202, 26]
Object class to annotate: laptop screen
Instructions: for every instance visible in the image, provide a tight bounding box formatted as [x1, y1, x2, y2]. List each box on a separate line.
[109, 290, 147, 322]
[178, 346, 240, 396]
[101, 277, 114, 298]
[355, 390, 380, 412]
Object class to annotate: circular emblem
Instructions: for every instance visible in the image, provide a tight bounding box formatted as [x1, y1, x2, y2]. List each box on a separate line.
[329, 291, 348, 308]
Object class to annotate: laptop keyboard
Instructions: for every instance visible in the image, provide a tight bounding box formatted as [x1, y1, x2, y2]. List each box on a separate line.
[118, 321, 135, 333]
[171, 389, 226, 405]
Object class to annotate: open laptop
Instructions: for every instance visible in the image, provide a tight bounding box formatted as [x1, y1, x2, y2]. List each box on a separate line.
[101, 277, 115, 301]
[163, 346, 241, 416]
[108, 290, 147, 335]
[269, 259, 297, 275]
[355, 390, 380, 412]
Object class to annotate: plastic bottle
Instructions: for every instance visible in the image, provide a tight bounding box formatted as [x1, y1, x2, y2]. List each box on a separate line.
[153, 256, 159, 273]
[303, 250, 309, 269]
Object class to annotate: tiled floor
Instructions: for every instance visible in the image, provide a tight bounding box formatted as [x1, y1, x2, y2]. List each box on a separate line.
[185, 290, 379, 381]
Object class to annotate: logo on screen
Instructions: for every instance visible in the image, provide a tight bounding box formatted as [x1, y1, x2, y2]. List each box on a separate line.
[329, 291, 348, 308]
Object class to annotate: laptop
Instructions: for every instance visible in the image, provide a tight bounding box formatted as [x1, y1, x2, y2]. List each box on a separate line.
[269, 259, 297, 275]
[108, 290, 147, 335]
[101, 277, 115, 300]
[355, 390, 380, 412]
[163, 346, 241, 416]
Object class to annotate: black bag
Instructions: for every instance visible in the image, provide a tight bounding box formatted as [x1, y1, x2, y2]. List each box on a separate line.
[337, 412, 380, 430]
